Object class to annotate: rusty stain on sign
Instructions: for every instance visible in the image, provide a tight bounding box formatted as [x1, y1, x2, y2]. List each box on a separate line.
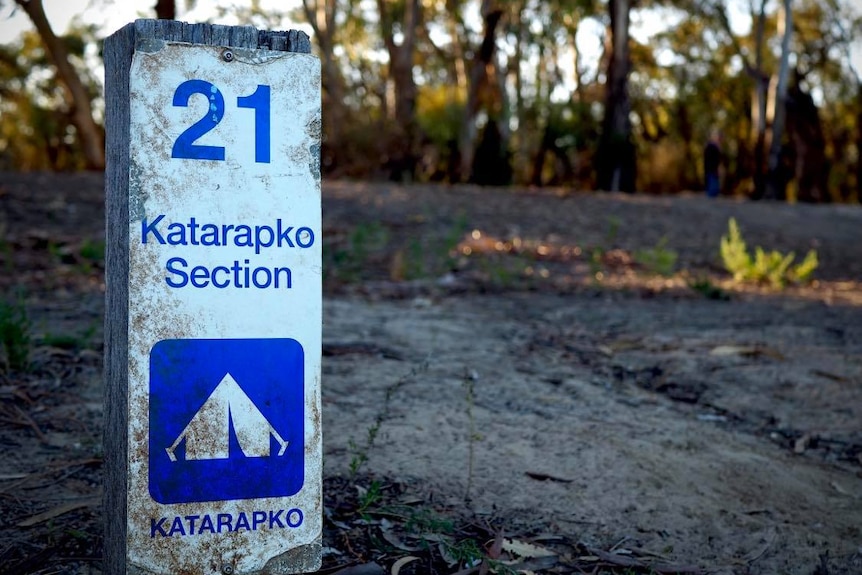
[126, 39, 321, 575]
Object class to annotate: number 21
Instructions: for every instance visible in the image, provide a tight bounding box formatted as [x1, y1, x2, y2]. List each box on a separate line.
[171, 80, 271, 163]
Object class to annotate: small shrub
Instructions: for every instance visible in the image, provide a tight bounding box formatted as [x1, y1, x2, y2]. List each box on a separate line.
[720, 218, 818, 288]
[719, 218, 752, 281]
[791, 249, 819, 283]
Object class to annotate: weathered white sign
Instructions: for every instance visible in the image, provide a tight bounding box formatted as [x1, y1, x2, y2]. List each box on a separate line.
[124, 39, 321, 574]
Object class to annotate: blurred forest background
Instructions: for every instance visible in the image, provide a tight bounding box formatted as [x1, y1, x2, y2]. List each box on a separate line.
[1, 0, 861, 202]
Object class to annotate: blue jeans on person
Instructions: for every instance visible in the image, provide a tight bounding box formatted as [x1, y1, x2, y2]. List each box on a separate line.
[705, 173, 720, 198]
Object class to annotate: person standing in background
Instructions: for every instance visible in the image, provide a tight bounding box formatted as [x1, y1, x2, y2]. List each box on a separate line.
[704, 131, 722, 198]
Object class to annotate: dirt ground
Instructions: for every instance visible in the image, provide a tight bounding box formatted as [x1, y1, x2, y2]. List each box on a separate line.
[0, 172, 861, 575]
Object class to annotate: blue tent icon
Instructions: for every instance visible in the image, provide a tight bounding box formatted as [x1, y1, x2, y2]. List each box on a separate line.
[165, 373, 288, 462]
[149, 338, 305, 504]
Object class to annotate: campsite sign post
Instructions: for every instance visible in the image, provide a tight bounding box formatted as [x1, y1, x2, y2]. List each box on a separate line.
[104, 21, 322, 575]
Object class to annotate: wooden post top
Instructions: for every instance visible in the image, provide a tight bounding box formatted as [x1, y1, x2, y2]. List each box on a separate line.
[108, 19, 311, 53]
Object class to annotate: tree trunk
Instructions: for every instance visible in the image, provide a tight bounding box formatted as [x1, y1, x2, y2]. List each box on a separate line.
[856, 83, 862, 202]
[458, 0, 504, 182]
[16, 0, 105, 169]
[676, 99, 696, 187]
[765, 0, 793, 200]
[700, 0, 769, 198]
[750, 0, 768, 199]
[377, 0, 422, 181]
[301, 0, 347, 172]
[570, 17, 584, 102]
[510, 2, 525, 181]
[596, 0, 635, 192]
[787, 77, 828, 202]
[446, 0, 468, 91]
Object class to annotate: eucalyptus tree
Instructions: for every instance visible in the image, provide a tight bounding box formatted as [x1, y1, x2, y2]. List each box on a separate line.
[0, 34, 81, 169]
[519, 0, 601, 186]
[457, 0, 506, 182]
[375, 0, 423, 180]
[791, 0, 862, 201]
[678, 0, 791, 198]
[638, 11, 715, 188]
[300, 0, 352, 170]
[764, 0, 793, 199]
[595, 0, 636, 192]
[8, 0, 104, 169]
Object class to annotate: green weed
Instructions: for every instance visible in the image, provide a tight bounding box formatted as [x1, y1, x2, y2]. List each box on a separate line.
[396, 212, 468, 280]
[0, 296, 31, 372]
[404, 508, 455, 535]
[348, 420, 380, 477]
[356, 479, 383, 515]
[42, 321, 98, 351]
[688, 277, 730, 300]
[325, 221, 390, 283]
[350, 222, 389, 258]
[587, 247, 605, 283]
[441, 537, 485, 567]
[720, 218, 818, 288]
[463, 369, 481, 503]
[79, 239, 104, 263]
[348, 361, 429, 477]
[635, 237, 678, 277]
[443, 213, 469, 263]
[477, 254, 520, 288]
[587, 217, 623, 283]
[404, 237, 426, 279]
[0, 235, 12, 274]
[78, 239, 105, 272]
[42, 333, 83, 349]
[605, 216, 621, 243]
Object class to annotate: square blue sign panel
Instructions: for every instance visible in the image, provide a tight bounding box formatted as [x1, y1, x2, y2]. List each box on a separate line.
[149, 338, 305, 504]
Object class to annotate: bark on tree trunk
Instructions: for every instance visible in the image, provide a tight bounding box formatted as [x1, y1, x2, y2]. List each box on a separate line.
[16, 0, 105, 170]
[511, 2, 525, 181]
[787, 77, 829, 202]
[750, 0, 768, 199]
[596, 0, 635, 192]
[705, 0, 768, 198]
[378, 0, 422, 181]
[458, 1, 504, 182]
[446, 0, 468, 91]
[856, 84, 862, 203]
[765, 0, 793, 200]
[571, 19, 584, 103]
[302, 0, 347, 172]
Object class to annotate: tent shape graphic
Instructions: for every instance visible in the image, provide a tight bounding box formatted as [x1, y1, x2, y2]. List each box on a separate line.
[165, 373, 288, 462]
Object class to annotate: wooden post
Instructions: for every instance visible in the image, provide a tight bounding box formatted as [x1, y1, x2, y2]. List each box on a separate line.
[104, 20, 320, 575]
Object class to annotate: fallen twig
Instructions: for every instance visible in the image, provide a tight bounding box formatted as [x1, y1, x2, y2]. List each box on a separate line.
[17, 495, 100, 527]
[588, 547, 702, 574]
[0, 404, 49, 444]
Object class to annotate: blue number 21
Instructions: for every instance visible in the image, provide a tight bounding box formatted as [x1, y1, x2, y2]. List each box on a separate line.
[171, 80, 271, 163]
